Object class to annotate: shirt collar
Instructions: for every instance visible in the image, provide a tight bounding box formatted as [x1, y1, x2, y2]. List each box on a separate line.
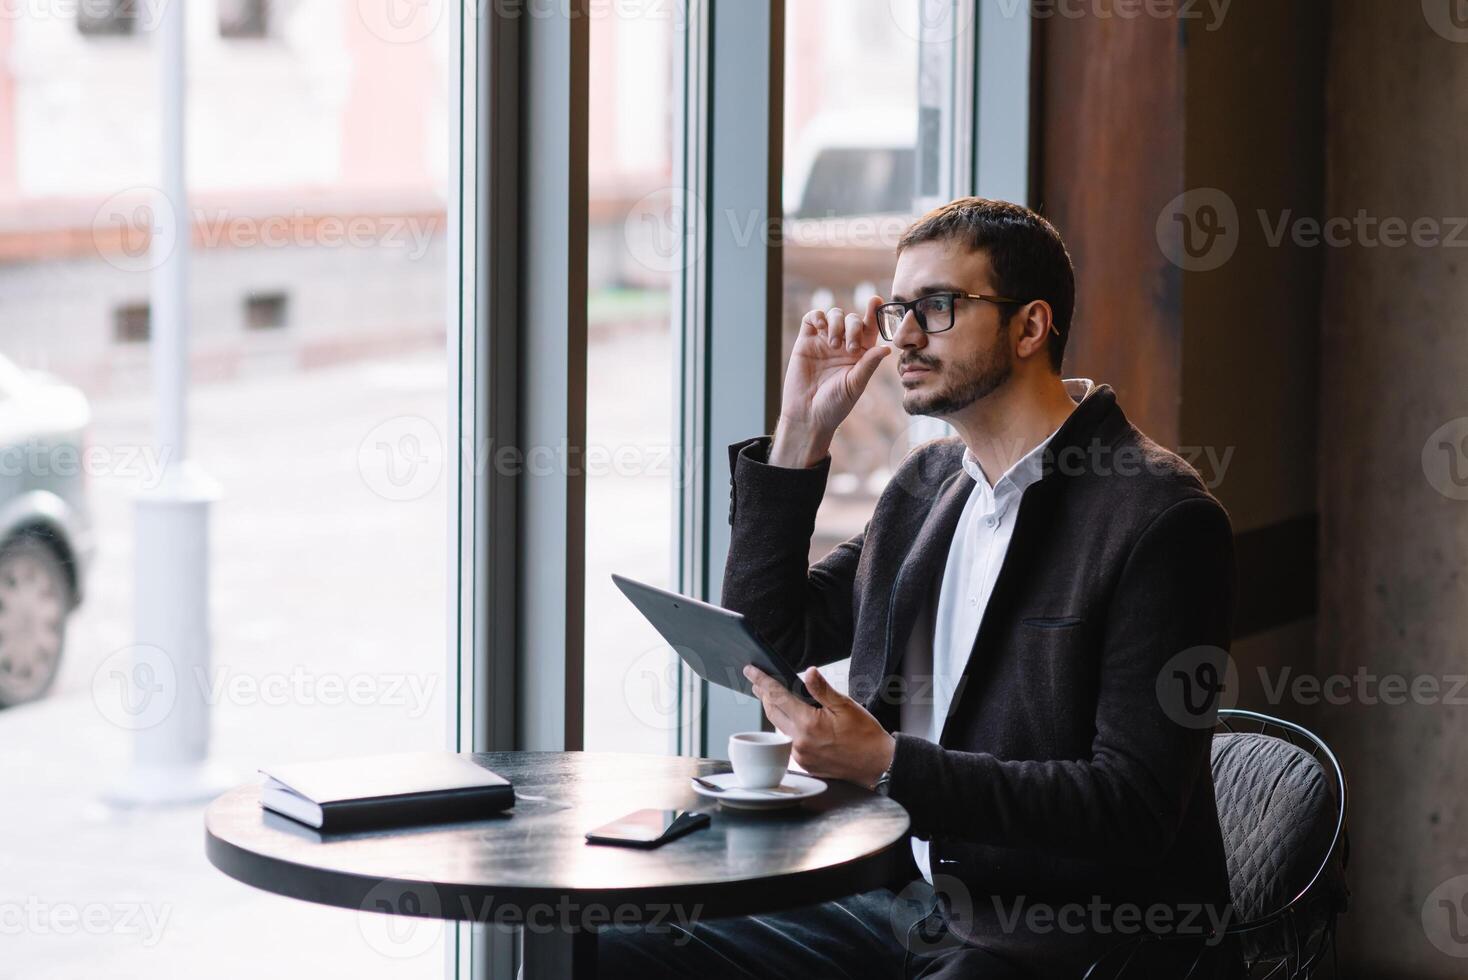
[960, 377, 1097, 500]
[1063, 377, 1096, 403]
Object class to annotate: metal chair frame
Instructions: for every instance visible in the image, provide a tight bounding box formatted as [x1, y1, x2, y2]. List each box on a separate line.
[1082, 709, 1350, 980]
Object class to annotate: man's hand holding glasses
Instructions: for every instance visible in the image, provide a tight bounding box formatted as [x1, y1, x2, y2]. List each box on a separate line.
[769, 296, 892, 469]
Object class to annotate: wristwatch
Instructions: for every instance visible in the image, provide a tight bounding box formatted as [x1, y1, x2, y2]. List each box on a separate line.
[873, 760, 894, 797]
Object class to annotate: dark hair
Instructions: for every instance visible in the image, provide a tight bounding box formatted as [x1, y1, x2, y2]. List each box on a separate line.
[897, 197, 1075, 373]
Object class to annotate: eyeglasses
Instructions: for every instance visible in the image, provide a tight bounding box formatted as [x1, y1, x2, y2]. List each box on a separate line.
[876, 291, 1056, 342]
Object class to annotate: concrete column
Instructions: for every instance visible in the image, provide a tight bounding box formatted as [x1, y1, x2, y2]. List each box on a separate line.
[1319, 3, 1468, 975]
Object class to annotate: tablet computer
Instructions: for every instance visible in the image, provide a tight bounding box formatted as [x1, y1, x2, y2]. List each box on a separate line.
[611, 574, 820, 707]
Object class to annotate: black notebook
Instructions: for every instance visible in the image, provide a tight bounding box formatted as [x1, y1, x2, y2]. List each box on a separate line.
[259, 752, 514, 832]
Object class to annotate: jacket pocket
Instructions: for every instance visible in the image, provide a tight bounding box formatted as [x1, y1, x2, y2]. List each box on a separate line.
[1017, 619, 1095, 752]
[1020, 615, 1086, 630]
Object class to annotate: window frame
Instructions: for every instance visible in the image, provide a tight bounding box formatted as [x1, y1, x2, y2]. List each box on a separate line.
[450, 7, 1037, 953]
[451, 0, 591, 973]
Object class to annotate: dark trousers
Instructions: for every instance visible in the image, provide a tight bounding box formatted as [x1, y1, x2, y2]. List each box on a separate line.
[596, 880, 1033, 980]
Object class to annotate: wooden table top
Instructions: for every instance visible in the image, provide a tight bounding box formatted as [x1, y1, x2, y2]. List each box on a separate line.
[205, 750, 911, 924]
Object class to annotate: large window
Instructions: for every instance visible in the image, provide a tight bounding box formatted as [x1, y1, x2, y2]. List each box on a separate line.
[4, 6, 449, 976]
[582, 7, 682, 753]
[783, 0, 974, 563]
[774, 0, 983, 699]
[3, 1, 1011, 974]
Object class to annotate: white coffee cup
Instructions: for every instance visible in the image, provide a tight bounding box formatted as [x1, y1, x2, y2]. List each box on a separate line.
[728, 731, 793, 789]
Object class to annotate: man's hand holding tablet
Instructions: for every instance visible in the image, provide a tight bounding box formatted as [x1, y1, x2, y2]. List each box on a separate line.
[742, 663, 895, 791]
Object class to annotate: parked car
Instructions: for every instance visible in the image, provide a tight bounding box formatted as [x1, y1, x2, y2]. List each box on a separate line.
[0, 354, 93, 707]
[783, 114, 924, 557]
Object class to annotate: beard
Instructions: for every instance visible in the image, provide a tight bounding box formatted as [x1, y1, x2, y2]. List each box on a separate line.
[900, 324, 1013, 417]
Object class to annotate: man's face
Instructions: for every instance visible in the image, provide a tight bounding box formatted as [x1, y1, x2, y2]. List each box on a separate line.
[888, 240, 1013, 418]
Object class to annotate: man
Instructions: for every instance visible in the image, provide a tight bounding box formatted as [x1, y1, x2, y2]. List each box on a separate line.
[601, 198, 1239, 978]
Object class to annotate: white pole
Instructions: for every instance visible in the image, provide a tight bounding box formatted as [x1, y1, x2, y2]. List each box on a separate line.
[154, 0, 186, 462]
[105, 0, 228, 807]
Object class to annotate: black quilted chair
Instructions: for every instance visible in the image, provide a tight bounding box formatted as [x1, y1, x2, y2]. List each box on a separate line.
[1084, 709, 1350, 979]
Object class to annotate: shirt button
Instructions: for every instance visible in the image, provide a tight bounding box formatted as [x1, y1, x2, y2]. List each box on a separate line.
[983, 515, 997, 528]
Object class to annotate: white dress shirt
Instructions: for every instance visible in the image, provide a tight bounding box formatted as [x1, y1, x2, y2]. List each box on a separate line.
[901, 379, 1094, 883]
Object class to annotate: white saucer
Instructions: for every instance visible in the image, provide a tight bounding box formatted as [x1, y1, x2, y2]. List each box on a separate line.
[691, 772, 828, 810]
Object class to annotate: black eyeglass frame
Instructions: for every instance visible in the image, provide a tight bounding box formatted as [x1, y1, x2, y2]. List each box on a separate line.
[875, 292, 1060, 342]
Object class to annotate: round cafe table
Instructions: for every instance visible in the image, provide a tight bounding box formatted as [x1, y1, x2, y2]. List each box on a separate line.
[205, 751, 911, 979]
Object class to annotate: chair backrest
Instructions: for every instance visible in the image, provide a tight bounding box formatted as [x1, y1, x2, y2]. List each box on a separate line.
[1210, 712, 1349, 967]
[1211, 733, 1334, 919]
[1083, 712, 1349, 980]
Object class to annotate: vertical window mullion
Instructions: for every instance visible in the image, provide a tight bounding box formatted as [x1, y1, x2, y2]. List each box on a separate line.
[516, 0, 591, 753]
[454, 0, 522, 976]
[674, 0, 713, 757]
[694, 0, 786, 756]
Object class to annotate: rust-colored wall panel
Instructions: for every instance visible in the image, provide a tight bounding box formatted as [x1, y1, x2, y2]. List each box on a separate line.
[1180, 3, 1326, 534]
[1036, 8, 1184, 446]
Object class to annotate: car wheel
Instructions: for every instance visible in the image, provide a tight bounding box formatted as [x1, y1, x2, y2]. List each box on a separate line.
[0, 536, 71, 708]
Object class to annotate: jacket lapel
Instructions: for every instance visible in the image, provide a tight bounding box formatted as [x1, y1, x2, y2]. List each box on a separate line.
[864, 386, 1125, 713]
[879, 468, 975, 682]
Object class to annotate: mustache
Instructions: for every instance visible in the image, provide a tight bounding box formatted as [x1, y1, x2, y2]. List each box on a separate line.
[899, 353, 940, 371]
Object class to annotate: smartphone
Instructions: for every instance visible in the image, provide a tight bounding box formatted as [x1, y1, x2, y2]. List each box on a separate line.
[584, 809, 711, 848]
